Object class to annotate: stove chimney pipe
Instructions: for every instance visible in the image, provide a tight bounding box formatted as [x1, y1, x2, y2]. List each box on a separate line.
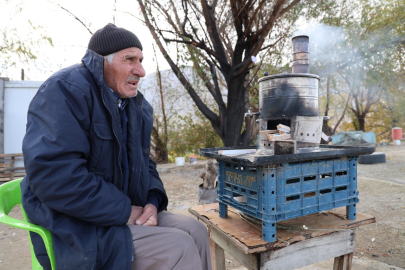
[292, 35, 309, 73]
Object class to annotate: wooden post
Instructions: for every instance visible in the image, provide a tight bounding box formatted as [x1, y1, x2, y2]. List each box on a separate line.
[333, 252, 353, 270]
[0, 77, 9, 154]
[209, 226, 226, 270]
[10, 155, 15, 181]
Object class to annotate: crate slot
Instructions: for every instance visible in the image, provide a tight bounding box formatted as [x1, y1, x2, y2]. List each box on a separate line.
[335, 171, 348, 176]
[304, 175, 316, 181]
[241, 188, 246, 193]
[286, 178, 300, 184]
[304, 192, 316, 198]
[321, 173, 332, 178]
[225, 163, 231, 168]
[233, 165, 245, 171]
[248, 168, 257, 173]
[320, 188, 332, 194]
[336, 186, 348, 192]
[250, 191, 257, 196]
[233, 194, 247, 204]
[286, 195, 300, 201]
[225, 183, 232, 188]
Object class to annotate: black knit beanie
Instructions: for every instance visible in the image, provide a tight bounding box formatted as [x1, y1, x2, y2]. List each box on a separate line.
[88, 23, 143, 56]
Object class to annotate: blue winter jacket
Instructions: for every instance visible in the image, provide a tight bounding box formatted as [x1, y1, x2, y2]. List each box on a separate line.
[20, 49, 168, 270]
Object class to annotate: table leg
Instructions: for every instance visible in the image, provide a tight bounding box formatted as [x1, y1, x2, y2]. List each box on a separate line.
[262, 219, 277, 242]
[346, 204, 357, 220]
[209, 227, 226, 270]
[219, 202, 228, 218]
[333, 252, 353, 270]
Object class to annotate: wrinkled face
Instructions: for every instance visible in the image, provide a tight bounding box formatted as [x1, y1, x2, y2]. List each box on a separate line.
[104, 47, 145, 98]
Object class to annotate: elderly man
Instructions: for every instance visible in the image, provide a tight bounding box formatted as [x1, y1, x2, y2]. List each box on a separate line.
[21, 23, 211, 270]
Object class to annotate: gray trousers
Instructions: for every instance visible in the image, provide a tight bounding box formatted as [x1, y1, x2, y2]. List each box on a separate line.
[128, 211, 212, 270]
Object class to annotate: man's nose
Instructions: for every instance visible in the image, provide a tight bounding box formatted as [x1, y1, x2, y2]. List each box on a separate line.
[133, 63, 146, 78]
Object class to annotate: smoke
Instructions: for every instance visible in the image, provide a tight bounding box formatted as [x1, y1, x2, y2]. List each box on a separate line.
[293, 23, 360, 76]
[292, 22, 400, 77]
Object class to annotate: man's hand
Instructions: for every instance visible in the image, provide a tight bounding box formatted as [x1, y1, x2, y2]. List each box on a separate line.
[136, 204, 158, 226]
[127, 206, 144, 225]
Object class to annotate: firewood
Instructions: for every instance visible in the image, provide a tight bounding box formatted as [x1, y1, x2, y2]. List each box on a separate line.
[265, 133, 291, 141]
[277, 124, 291, 134]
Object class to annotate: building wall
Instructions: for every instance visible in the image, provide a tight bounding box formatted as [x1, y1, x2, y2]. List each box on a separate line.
[1, 79, 42, 154]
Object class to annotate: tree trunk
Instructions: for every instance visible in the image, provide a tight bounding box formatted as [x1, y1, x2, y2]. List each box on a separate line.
[358, 117, 366, 132]
[321, 76, 333, 144]
[151, 127, 168, 163]
[223, 73, 249, 146]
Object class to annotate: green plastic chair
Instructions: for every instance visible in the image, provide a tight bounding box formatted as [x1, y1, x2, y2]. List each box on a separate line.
[0, 178, 56, 270]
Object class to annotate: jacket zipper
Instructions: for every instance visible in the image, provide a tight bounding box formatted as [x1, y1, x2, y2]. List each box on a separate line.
[100, 85, 124, 188]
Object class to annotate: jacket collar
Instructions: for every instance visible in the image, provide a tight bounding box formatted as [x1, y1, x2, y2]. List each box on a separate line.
[81, 49, 105, 91]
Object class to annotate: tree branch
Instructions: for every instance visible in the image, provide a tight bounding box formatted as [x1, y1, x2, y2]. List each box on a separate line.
[333, 92, 352, 134]
[243, 0, 267, 39]
[200, 0, 231, 74]
[137, 0, 221, 132]
[48, 1, 93, 35]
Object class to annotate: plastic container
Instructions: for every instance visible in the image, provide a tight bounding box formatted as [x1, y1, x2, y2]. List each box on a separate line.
[175, 157, 185, 166]
[392, 127, 403, 140]
[217, 156, 359, 242]
[189, 155, 198, 164]
[392, 127, 403, 145]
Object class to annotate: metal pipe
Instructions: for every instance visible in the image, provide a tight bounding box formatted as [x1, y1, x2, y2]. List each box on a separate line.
[292, 35, 309, 73]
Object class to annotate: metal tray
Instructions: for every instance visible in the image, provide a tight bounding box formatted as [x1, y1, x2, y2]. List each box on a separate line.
[199, 145, 375, 166]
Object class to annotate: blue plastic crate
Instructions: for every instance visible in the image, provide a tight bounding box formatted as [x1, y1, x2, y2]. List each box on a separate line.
[217, 156, 359, 242]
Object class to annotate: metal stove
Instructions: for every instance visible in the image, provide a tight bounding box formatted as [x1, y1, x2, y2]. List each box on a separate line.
[199, 36, 375, 242]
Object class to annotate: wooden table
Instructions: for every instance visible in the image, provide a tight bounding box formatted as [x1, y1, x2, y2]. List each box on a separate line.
[189, 203, 375, 270]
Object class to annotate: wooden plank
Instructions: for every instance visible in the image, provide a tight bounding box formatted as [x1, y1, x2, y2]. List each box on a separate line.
[0, 172, 25, 176]
[260, 230, 355, 269]
[0, 153, 25, 182]
[188, 204, 376, 254]
[0, 163, 12, 168]
[259, 130, 278, 134]
[333, 253, 353, 270]
[265, 133, 291, 141]
[210, 227, 259, 270]
[0, 153, 23, 158]
[218, 149, 257, 156]
[191, 206, 253, 254]
[209, 227, 226, 270]
[0, 173, 25, 182]
[277, 124, 291, 134]
[0, 167, 25, 172]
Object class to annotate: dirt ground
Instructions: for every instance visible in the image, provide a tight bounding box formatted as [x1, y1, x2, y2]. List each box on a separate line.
[0, 143, 404, 269]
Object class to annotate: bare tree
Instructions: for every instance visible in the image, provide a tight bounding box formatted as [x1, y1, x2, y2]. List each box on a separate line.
[340, 67, 384, 132]
[137, 0, 307, 146]
[150, 46, 169, 163]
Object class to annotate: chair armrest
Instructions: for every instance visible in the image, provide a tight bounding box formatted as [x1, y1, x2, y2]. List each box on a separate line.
[0, 214, 55, 269]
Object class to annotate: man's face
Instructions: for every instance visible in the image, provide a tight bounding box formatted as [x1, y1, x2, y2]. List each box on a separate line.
[104, 47, 145, 98]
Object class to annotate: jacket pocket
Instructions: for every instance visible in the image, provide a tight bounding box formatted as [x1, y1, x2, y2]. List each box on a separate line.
[92, 122, 114, 174]
[93, 122, 114, 140]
